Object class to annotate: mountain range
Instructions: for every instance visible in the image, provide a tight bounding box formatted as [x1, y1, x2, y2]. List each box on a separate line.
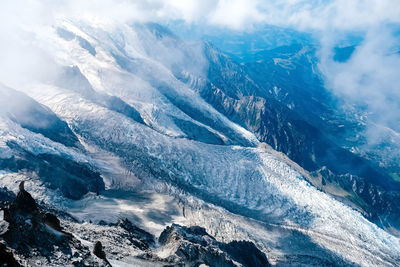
[0, 19, 400, 266]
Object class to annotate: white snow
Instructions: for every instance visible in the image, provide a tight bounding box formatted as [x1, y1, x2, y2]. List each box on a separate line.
[0, 18, 399, 266]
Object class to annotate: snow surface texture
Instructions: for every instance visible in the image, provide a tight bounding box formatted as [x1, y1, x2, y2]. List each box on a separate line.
[1, 19, 400, 266]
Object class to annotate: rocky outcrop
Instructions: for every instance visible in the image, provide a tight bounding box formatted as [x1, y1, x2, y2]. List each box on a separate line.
[220, 240, 271, 267]
[155, 224, 270, 267]
[93, 240, 112, 266]
[311, 167, 400, 236]
[43, 212, 63, 232]
[93, 241, 106, 259]
[0, 142, 105, 200]
[1, 183, 272, 266]
[0, 242, 21, 267]
[0, 182, 102, 266]
[115, 218, 155, 249]
[11, 182, 38, 213]
[0, 187, 16, 204]
[2, 182, 72, 256]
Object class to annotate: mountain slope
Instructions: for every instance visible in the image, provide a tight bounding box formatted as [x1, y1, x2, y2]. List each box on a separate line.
[186, 39, 400, 234]
[0, 20, 399, 266]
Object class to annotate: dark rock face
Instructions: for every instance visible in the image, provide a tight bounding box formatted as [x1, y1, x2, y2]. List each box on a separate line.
[3, 183, 71, 256]
[101, 218, 156, 251]
[43, 212, 63, 232]
[1, 183, 272, 266]
[92, 241, 112, 266]
[11, 182, 37, 213]
[0, 142, 105, 200]
[0, 242, 21, 267]
[0, 182, 103, 266]
[155, 84, 254, 146]
[172, 116, 225, 145]
[102, 95, 145, 125]
[0, 84, 81, 148]
[93, 241, 106, 260]
[157, 224, 270, 267]
[116, 218, 155, 248]
[220, 240, 270, 267]
[0, 187, 16, 203]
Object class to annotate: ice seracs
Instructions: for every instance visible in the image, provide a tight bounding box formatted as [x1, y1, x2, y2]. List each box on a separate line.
[0, 18, 399, 266]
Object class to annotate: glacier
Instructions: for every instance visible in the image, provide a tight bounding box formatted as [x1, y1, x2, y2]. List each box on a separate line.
[0, 18, 399, 266]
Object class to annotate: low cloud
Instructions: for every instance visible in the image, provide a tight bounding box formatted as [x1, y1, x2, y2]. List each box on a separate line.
[319, 25, 400, 142]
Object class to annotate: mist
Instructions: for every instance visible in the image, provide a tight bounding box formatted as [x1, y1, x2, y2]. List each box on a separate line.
[319, 25, 400, 142]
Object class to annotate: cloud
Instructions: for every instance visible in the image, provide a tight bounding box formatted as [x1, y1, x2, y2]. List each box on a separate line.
[2, 0, 399, 32]
[261, 0, 400, 31]
[319, 25, 400, 139]
[208, 0, 265, 29]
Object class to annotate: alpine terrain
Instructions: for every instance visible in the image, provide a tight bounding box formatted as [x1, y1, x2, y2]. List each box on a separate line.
[1, 5, 400, 267]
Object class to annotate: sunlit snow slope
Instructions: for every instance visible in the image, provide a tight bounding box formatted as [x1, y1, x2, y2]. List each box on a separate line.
[1, 19, 400, 266]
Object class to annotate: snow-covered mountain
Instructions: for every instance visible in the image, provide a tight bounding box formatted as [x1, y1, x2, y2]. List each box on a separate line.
[1, 19, 400, 266]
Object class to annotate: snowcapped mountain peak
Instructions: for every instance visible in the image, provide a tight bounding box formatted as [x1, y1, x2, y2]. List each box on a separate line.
[1, 17, 400, 267]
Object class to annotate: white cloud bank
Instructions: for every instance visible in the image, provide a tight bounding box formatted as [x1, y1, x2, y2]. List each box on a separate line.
[1, 0, 396, 31]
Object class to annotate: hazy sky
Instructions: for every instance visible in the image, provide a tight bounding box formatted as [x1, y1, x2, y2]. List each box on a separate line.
[2, 0, 399, 30]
